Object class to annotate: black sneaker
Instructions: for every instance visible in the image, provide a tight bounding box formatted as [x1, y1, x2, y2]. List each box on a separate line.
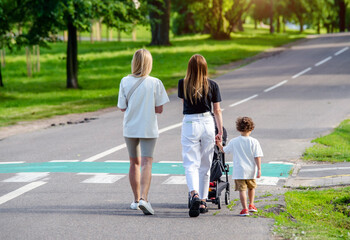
[189, 194, 200, 217]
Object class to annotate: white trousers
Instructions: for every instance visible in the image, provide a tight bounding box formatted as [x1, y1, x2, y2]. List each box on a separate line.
[181, 113, 215, 200]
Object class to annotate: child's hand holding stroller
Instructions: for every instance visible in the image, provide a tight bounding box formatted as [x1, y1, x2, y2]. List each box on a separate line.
[216, 140, 224, 153]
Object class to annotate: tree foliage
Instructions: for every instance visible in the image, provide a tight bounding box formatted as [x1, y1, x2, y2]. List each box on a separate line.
[184, 0, 252, 39]
[0, 0, 146, 88]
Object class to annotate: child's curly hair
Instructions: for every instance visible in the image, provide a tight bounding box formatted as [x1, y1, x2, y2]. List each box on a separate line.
[236, 117, 255, 132]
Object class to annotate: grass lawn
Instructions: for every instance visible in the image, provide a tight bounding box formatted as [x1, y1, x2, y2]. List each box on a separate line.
[260, 187, 350, 240]
[303, 119, 350, 162]
[1, 25, 308, 127]
[258, 119, 350, 239]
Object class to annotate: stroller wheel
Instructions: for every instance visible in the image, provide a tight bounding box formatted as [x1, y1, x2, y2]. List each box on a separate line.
[225, 191, 230, 205]
[217, 197, 221, 209]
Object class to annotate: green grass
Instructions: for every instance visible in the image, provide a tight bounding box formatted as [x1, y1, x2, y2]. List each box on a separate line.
[0, 25, 308, 127]
[303, 119, 350, 162]
[259, 187, 350, 239]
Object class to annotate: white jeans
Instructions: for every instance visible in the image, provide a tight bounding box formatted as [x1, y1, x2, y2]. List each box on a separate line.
[181, 113, 215, 200]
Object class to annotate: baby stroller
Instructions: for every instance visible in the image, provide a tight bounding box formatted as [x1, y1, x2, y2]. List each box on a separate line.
[187, 125, 230, 209]
[207, 126, 230, 209]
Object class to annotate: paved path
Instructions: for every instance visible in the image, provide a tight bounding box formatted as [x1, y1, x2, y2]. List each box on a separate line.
[0, 33, 349, 240]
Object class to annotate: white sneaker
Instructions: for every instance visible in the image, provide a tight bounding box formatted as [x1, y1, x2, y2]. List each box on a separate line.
[130, 202, 139, 210]
[139, 200, 154, 215]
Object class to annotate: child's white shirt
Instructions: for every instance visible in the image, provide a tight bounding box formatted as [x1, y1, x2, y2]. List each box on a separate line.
[223, 135, 263, 179]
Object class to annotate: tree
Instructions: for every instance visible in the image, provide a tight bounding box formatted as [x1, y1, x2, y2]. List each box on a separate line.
[148, 0, 171, 45]
[336, 0, 347, 31]
[251, 0, 272, 31]
[191, 0, 252, 40]
[288, 0, 310, 33]
[0, 0, 30, 87]
[172, 0, 199, 35]
[22, 0, 145, 89]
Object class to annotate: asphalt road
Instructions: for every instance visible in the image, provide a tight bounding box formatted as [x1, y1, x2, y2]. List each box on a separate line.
[0, 33, 349, 240]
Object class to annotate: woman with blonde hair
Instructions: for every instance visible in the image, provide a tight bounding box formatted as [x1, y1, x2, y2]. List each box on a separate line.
[118, 49, 169, 215]
[178, 54, 223, 217]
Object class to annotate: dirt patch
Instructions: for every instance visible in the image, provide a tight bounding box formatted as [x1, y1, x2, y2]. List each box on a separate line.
[0, 107, 116, 140]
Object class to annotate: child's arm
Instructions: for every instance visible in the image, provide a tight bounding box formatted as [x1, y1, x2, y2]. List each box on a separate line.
[254, 157, 261, 178]
[216, 140, 225, 153]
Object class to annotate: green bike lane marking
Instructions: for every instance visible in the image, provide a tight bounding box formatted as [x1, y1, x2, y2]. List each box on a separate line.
[0, 162, 293, 178]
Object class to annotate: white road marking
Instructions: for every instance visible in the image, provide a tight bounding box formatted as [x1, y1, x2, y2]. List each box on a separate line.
[158, 122, 182, 134]
[334, 47, 349, 56]
[3, 172, 49, 183]
[152, 174, 169, 176]
[256, 177, 282, 185]
[77, 173, 125, 183]
[264, 80, 288, 92]
[268, 161, 293, 165]
[104, 160, 129, 163]
[0, 161, 25, 164]
[292, 67, 312, 79]
[229, 94, 258, 108]
[300, 166, 350, 172]
[315, 56, 332, 67]
[49, 160, 79, 162]
[82, 144, 127, 162]
[159, 161, 182, 164]
[0, 181, 47, 205]
[162, 176, 187, 184]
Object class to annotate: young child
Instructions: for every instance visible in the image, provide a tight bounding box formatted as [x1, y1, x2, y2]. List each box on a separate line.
[217, 116, 263, 216]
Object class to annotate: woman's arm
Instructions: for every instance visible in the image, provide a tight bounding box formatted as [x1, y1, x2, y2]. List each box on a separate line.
[213, 102, 223, 142]
[155, 105, 163, 114]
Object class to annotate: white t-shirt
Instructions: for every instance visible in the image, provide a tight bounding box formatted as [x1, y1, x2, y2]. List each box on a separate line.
[223, 135, 263, 179]
[117, 75, 169, 138]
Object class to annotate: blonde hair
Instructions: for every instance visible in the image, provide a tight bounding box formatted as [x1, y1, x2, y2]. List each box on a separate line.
[131, 49, 153, 77]
[184, 54, 209, 104]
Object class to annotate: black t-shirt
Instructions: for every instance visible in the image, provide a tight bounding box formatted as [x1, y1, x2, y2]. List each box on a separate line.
[178, 78, 222, 114]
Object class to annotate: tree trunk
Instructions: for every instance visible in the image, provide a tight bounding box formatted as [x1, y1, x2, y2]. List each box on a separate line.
[338, 0, 346, 32]
[107, 26, 113, 42]
[276, 16, 280, 33]
[0, 49, 3, 86]
[36, 45, 40, 72]
[132, 23, 137, 41]
[96, 20, 102, 41]
[90, 21, 94, 43]
[66, 21, 78, 89]
[0, 66, 3, 87]
[299, 17, 304, 33]
[269, 0, 274, 34]
[1, 49, 5, 67]
[149, 0, 171, 46]
[117, 29, 121, 42]
[108, 28, 113, 41]
[63, 31, 68, 42]
[25, 47, 32, 77]
[32, 46, 36, 73]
